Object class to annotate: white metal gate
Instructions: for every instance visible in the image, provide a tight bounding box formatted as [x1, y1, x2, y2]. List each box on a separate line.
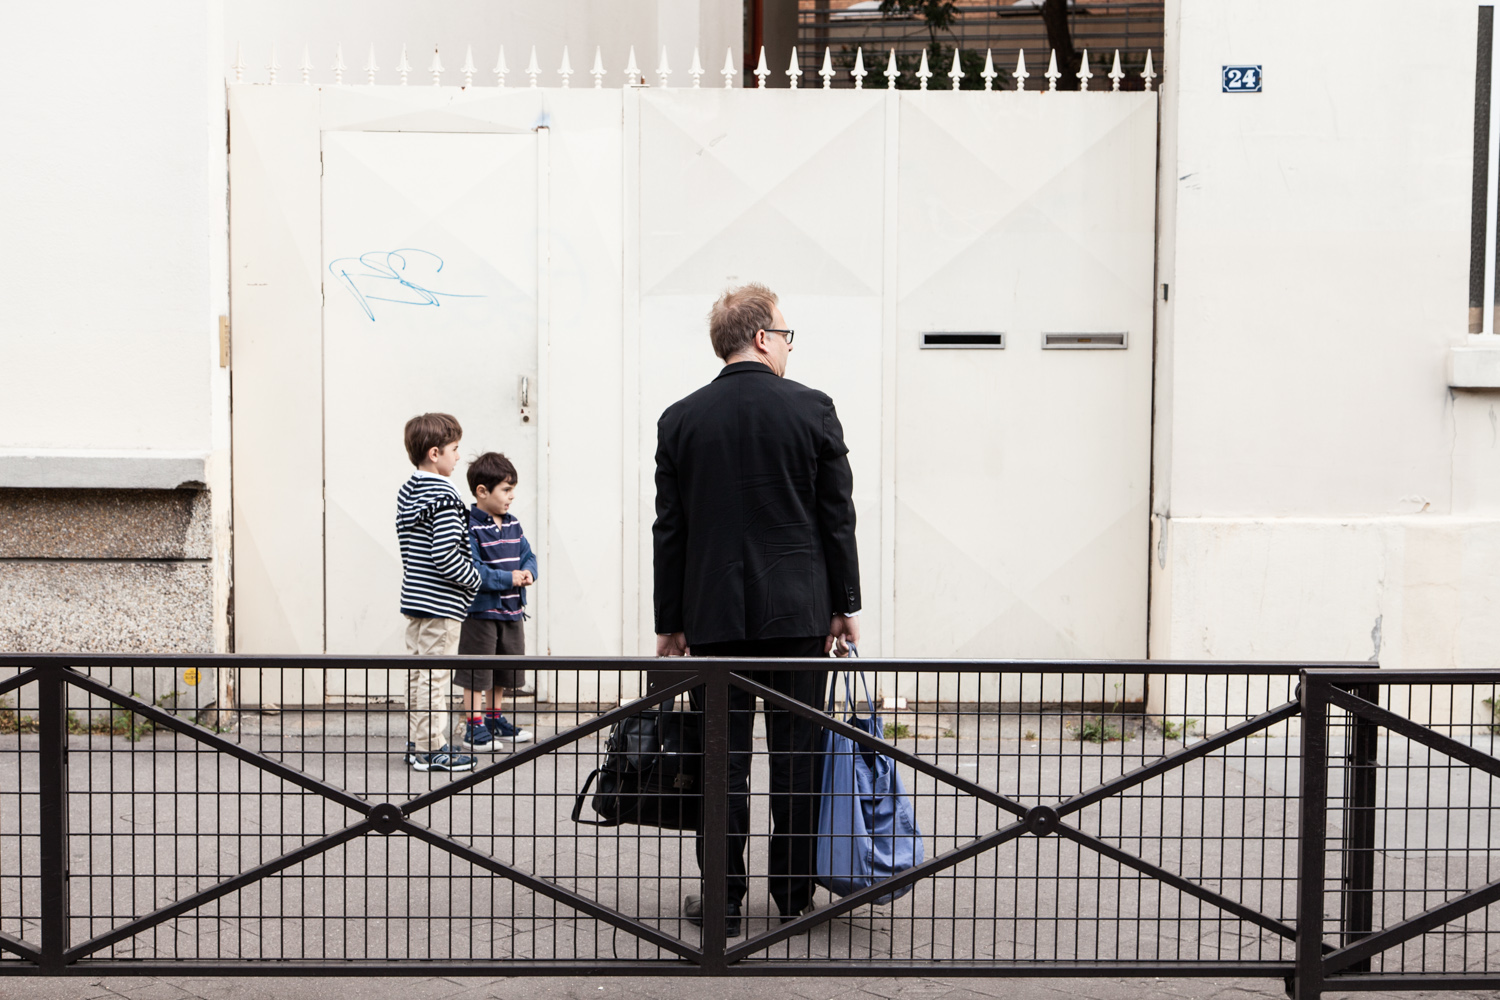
[320, 131, 540, 697]
[228, 76, 1158, 704]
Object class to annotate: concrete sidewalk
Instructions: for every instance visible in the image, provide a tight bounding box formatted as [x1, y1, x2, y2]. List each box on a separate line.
[0, 971, 1486, 1000]
[3, 701, 1498, 993]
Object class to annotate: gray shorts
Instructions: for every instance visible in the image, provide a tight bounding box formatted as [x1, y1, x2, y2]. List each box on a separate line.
[455, 618, 525, 691]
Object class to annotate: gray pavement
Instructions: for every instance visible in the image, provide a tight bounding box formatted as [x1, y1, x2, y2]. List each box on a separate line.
[1, 971, 1495, 1000]
[3, 701, 1500, 995]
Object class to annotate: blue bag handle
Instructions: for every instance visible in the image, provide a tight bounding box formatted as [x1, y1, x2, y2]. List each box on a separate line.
[826, 663, 877, 719]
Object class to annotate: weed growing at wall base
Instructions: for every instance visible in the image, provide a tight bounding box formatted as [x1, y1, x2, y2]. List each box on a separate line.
[0, 691, 188, 741]
[0, 696, 37, 734]
[1070, 716, 1131, 743]
[1159, 717, 1197, 741]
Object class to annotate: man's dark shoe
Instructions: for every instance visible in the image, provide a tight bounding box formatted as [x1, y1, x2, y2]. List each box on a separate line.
[683, 894, 742, 938]
[778, 901, 816, 928]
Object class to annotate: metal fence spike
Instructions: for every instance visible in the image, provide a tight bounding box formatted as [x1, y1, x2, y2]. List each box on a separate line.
[917, 48, 931, 90]
[721, 46, 736, 88]
[787, 47, 801, 88]
[366, 44, 379, 85]
[1045, 49, 1060, 92]
[1014, 49, 1028, 91]
[1109, 49, 1124, 91]
[430, 46, 444, 86]
[559, 46, 573, 87]
[268, 45, 280, 85]
[852, 47, 867, 89]
[948, 47, 963, 88]
[754, 46, 769, 88]
[656, 45, 671, 88]
[1077, 48, 1092, 91]
[690, 47, 704, 88]
[1142, 49, 1156, 91]
[526, 45, 540, 87]
[333, 44, 347, 86]
[593, 46, 606, 88]
[494, 45, 508, 88]
[232, 43, 245, 83]
[625, 45, 640, 86]
[396, 45, 411, 85]
[981, 49, 996, 91]
[820, 47, 834, 89]
[461, 46, 475, 88]
[300, 45, 313, 86]
[885, 48, 898, 89]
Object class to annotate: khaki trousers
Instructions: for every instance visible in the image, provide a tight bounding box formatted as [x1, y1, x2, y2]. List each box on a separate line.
[404, 616, 462, 753]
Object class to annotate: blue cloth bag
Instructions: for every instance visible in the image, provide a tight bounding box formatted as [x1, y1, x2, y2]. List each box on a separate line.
[815, 669, 925, 903]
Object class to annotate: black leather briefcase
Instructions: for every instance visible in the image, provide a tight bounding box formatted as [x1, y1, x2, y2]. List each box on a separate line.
[571, 707, 702, 831]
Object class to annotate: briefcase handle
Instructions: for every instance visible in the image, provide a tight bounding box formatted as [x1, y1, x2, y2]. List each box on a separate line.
[571, 768, 609, 826]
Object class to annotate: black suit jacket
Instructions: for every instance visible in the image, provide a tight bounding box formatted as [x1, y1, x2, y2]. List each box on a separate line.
[653, 361, 861, 645]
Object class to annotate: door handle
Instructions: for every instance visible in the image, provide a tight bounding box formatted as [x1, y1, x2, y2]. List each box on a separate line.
[520, 376, 532, 423]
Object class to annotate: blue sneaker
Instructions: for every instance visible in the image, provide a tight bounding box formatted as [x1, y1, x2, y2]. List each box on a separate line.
[409, 744, 477, 772]
[487, 714, 533, 745]
[461, 719, 497, 752]
[404, 741, 418, 764]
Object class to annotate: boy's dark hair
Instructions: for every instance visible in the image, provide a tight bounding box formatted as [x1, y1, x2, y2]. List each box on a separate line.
[403, 412, 463, 467]
[467, 452, 519, 496]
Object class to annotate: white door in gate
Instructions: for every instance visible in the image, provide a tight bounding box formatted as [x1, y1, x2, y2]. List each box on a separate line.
[893, 94, 1157, 691]
[320, 132, 539, 698]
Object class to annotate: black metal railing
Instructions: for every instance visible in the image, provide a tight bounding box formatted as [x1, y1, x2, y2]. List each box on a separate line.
[1297, 669, 1500, 999]
[9, 654, 1493, 991]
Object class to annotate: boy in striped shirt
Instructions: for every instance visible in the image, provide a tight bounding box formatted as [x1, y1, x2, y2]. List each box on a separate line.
[396, 413, 501, 772]
[456, 452, 538, 751]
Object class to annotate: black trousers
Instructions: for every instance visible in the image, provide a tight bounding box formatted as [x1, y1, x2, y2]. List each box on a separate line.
[688, 635, 828, 916]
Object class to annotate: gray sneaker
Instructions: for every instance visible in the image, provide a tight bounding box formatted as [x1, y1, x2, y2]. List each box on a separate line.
[410, 744, 477, 772]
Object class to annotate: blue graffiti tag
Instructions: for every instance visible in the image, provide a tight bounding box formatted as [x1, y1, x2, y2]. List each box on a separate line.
[327, 249, 482, 321]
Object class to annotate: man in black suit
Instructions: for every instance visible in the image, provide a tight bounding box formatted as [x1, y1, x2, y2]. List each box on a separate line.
[653, 282, 860, 937]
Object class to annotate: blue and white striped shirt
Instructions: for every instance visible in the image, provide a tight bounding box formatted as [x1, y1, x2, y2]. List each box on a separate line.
[468, 506, 537, 620]
[396, 472, 480, 620]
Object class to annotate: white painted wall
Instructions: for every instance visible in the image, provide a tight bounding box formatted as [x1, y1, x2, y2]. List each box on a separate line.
[1151, 1, 1500, 688]
[223, 0, 741, 89]
[0, 0, 226, 456]
[0, 0, 233, 652]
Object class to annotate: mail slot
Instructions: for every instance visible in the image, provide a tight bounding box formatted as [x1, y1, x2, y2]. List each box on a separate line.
[1043, 332, 1127, 349]
[921, 332, 1005, 349]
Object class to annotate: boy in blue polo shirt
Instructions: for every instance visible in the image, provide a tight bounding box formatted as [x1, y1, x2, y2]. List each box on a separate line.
[456, 451, 538, 750]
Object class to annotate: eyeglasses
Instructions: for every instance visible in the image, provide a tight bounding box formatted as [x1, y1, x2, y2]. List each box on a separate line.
[763, 328, 795, 345]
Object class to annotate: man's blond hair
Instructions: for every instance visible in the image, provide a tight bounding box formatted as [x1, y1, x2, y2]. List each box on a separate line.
[708, 283, 778, 361]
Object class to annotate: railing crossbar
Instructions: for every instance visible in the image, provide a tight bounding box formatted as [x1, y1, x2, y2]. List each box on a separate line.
[401, 673, 702, 815]
[65, 820, 375, 962]
[1053, 824, 1299, 941]
[727, 821, 1029, 961]
[0, 928, 40, 964]
[1057, 699, 1302, 817]
[395, 818, 703, 962]
[63, 668, 374, 815]
[1325, 686, 1500, 782]
[0, 667, 39, 700]
[1321, 874, 1500, 975]
[730, 672, 1028, 818]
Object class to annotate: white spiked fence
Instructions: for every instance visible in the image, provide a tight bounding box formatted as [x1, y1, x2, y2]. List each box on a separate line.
[227, 43, 1158, 92]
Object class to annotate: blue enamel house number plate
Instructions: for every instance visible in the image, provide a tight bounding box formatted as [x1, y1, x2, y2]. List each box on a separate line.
[1222, 65, 1262, 92]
